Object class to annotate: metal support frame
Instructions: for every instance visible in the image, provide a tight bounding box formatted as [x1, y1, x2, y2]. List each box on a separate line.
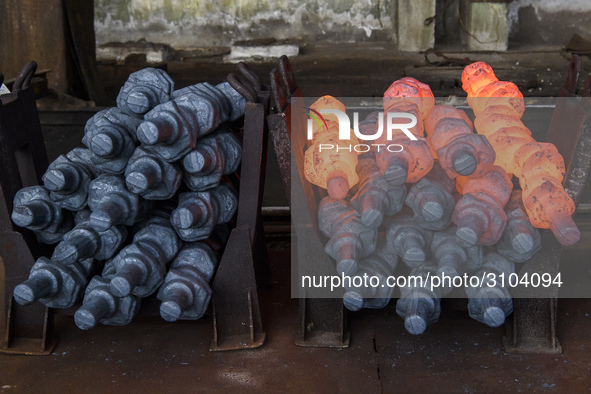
[268, 56, 349, 348]
[210, 63, 270, 351]
[269, 55, 591, 351]
[0, 61, 270, 354]
[504, 55, 591, 354]
[0, 62, 57, 355]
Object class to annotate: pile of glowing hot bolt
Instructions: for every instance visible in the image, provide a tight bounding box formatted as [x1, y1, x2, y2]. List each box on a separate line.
[11, 68, 245, 329]
[306, 63, 579, 335]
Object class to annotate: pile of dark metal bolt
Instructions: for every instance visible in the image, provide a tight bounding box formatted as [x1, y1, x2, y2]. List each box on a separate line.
[10, 68, 245, 330]
[318, 114, 543, 336]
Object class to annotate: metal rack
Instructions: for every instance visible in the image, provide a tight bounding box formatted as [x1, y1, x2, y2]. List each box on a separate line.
[504, 55, 591, 353]
[268, 56, 350, 348]
[268, 55, 591, 352]
[0, 61, 271, 355]
[0, 62, 55, 355]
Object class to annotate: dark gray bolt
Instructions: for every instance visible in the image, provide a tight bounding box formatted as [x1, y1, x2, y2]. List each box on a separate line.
[452, 175, 509, 247]
[108, 244, 161, 298]
[455, 209, 488, 247]
[215, 82, 246, 121]
[465, 252, 515, 327]
[507, 226, 535, 254]
[133, 216, 182, 262]
[44, 167, 79, 193]
[109, 217, 181, 297]
[496, 190, 542, 263]
[405, 163, 455, 231]
[88, 175, 144, 231]
[396, 265, 442, 335]
[343, 238, 398, 311]
[83, 108, 141, 174]
[452, 150, 478, 176]
[385, 211, 432, 268]
[421, 195, 444, 221]
[13, 256, 91, 309]
[90, 133, 119, 156]
[184, 146, 216, 174]
[182, 128, 242, 191]
[12, 200, 53, 228]
[402, 297, 430, 335]
[137, 116, 178, 145]
[172, 82, 231, 124]
[383, 157, 408, 185]
[117, 68, 174, 117]
[11, 186, 73, 244]
[124, 146, 181, 200]
[75, 276, 141, 329]
[13, 274, 56, 305]
[160, 287, 192, 321]
[317, 197, 377, 276]
[431, 225, 483, 278]
[342, 293, 364, 312]
[44, 148, 102, 212]
[75, 294, 114, 330]
[351, 153, 404, 229]
[157, 243, 217, 321]
[110, 263, 146, 297]
[171, 184, 238, 242]
[52, 219, 127, 265]
[137, 91, 220, 162]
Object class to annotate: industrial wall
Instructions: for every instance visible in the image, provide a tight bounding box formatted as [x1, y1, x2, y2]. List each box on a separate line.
[94, 0, 591, 50]
[94, 0, 395, 48]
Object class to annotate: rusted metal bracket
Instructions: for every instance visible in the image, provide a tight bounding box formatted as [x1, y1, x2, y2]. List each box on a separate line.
[504, 55, 591, 354]
[0, 61, 57, 355]
[210, 64, 270, 351]
[267, 56, 299, 206]
[227, 62, 272, 288]
[210, 226, 265, 351]
[267, 56, 349, 347]
[503, 232, 563, 354]
[290, 93, 350, 348]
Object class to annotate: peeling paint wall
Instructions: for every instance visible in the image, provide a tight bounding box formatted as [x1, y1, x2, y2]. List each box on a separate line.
[94, 0, 395, 49]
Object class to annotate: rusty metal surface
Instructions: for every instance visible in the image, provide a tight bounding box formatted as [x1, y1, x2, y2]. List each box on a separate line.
[508, 56, 591, 354]
[0, 0, 70, 94]
[546, 65, 591, 206]
[267, 65, 298, 206]
[209, 63, 270, 351]
[0, 62, 55, 355]
[210, 226, 265, 351]
[231, 62, 272, 289]
[282, 58, 350, 347]
[63, 0, 109, 104]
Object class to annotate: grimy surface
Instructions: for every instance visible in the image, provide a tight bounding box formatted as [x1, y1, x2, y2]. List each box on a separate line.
[1, 48, 590, 391]
[0, 241, 590, 392]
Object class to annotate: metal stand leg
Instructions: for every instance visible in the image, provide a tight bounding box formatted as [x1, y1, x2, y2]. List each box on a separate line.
[506, 55, 591, 354]
[0, 62, 57, 355]
[210, 77, 269, 350]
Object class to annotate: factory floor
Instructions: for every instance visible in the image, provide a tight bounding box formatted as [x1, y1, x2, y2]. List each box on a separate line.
[1, 243, 590, 392]
[1, 46, 591, 392]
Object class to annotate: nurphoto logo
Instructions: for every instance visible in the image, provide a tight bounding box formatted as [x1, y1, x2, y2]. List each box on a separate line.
[305, 107, 417, 153]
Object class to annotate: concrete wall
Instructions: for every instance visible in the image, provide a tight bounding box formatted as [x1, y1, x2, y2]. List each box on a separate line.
[94, 0, 591, 52]
[508, 0, 591, 48]
[94, 0, 395, 49]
